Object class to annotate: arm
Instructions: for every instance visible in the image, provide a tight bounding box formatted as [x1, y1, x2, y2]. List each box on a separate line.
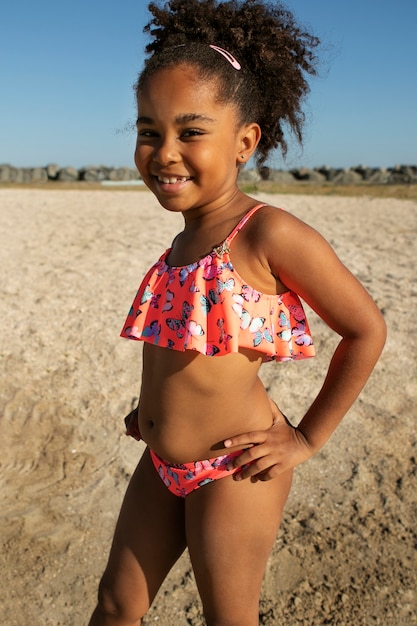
[225, 209, 387, 480]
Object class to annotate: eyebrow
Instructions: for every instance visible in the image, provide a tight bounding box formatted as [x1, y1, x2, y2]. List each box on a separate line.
[136, 113, 216, 125]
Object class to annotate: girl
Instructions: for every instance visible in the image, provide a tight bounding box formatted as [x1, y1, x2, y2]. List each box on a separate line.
[89, 1, 386, 624]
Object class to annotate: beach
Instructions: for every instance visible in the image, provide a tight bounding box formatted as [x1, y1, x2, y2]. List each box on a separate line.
[1, 187, 416, 625]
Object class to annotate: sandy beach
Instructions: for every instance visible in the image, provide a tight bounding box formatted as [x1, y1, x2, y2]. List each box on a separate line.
[1, 187, 416, 625]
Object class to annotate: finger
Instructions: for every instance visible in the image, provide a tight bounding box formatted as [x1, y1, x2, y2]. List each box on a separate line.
[238, 462, 283, 482]
[224, 430, 266, 449]
[231, 452, 275, 480]
[225, 442, 270, 470]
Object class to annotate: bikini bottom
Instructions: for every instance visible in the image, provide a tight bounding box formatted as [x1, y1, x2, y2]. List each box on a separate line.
[149, 448, 244, 498]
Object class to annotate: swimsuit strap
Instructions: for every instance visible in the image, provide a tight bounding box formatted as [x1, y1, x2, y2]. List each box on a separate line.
[225, 203, 267, 245]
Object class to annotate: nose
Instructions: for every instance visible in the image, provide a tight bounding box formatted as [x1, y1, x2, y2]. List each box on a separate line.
[153, 135, 180, 166]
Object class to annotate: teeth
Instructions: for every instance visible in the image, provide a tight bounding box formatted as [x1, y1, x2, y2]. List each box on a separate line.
[158, 176, 189, 184]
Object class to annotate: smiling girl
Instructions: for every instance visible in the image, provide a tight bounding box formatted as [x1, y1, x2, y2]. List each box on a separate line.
[89, 2, 386, 624]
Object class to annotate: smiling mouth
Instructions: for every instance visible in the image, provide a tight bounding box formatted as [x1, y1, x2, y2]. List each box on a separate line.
[156, 175, 191, 184]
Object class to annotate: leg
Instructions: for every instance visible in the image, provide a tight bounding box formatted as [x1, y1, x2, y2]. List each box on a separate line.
[89, 449, 186, 626]
[185, 470, 292, 626]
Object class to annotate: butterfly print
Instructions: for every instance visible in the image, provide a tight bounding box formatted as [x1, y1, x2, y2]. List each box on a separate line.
[162, 289, 174, 312]
[201, 255, 222, 280]
[121, 203, 314, 361]
[253, 327, 273, 347]
[216, 277, 235, 293]
[166, 301, 204, 348]
[241, 284, 261, 303]
[200, 289, 220, 314]
[217, 318, 232, 349]
[293, 322, 314, 346]
[140, 284, 153, 305]
[142, 320, 161, 344]
[205, 343, 220, 356]
[179, 264, 198, 286]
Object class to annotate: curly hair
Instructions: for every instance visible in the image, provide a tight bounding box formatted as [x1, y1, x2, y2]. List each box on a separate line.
[136, 0, 320, 168]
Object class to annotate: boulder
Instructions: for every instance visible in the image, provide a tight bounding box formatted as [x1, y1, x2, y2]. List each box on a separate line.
[258, 166, 271, 181]
[5, 166, 25, 182]
[108, 167, 140, 181]
[291, 168, 326, 183]
[367, 169, 390, 184]
[0, 164, 12, 182]
[388, 165, 417, 184]
[315, 165, 337, 181]
[46, 163, 61, 179]
[238, 168, 259, 182]
[268, 169, 296, 184]
[79, 166, 108, 182]
[331, 169, 363, 185]
[29, 167, 48, 182]
[57, 166, 79, 182]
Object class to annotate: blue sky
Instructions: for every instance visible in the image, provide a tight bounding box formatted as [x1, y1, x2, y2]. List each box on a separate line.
[1, 0, 416, 170]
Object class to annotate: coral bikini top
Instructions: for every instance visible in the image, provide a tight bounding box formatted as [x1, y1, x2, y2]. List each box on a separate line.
[121, 203, 315, 362]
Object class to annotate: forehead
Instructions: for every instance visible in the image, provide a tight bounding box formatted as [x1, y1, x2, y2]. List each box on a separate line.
[137, 64, 237, 120]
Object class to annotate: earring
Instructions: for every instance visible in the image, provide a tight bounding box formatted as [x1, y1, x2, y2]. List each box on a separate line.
[240, 154, 245, 160]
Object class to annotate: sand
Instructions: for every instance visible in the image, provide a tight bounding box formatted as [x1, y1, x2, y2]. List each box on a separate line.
[0, 188, 416, 625]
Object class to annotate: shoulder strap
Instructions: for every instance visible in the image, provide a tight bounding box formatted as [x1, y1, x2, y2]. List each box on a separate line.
[225, 203, 267, 245]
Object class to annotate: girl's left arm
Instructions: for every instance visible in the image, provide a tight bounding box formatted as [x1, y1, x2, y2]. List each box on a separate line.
[224, 210, 387, 481]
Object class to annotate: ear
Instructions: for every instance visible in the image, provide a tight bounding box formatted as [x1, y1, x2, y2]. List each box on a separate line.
[236, 122, 261, 165]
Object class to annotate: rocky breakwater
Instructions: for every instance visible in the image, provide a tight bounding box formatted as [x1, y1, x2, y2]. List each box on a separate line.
[0, 164, 141, 183]
[1, 163, 417, 185]
[240, 164, 417, 185]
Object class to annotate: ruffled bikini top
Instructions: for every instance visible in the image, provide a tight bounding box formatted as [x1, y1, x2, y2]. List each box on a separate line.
[121, 203, 315, 362]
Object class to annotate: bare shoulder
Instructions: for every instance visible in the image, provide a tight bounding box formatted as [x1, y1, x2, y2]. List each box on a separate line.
[251, 203, 385, 338]
[249, 203, 323, 273]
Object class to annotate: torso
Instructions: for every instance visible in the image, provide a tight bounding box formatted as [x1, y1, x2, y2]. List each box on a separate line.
[123, 201, 314, 462]
[138, 344, 272, 462]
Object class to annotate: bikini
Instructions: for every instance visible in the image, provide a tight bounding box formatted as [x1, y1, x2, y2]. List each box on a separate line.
[121, 203, 315, 497]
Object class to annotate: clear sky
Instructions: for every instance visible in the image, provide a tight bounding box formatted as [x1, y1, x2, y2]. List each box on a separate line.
[1, 0, 416, 170]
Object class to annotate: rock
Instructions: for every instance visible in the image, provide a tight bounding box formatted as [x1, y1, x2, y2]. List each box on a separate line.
[388, 165, 417, 184]
[46, 163, 61, 180]
[79, 166, 107, 182]
[258, 166, 271, 181]
[316, 165, 337, 181]
[29, 168, 48, 182]
[291, 168, 326, 183]
[108, 167, 139, 181]
[238, 168, 259, 182]
[331, 169, 363, 185]
[268, 169, 296, 184]
[367, 169, 390, 184]
[7, 167, 24, 183]
[0, 164, 12, 182]
[57, 166, 79, 182]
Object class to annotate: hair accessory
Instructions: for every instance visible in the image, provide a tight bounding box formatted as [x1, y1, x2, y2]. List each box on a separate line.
[209, 45, 241, 70]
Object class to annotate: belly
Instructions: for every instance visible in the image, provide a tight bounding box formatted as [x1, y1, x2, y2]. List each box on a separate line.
[138, 345, 276, 463]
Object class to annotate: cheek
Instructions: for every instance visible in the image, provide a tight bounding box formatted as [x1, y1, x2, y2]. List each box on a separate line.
[134, 141, 149, 172]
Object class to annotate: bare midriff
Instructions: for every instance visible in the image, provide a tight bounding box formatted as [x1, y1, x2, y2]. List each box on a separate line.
[138, 343, 280, 463]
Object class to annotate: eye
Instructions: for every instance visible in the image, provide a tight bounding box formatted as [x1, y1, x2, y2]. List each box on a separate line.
[137, 129, 158, 138]
[182, 129, 204, 138]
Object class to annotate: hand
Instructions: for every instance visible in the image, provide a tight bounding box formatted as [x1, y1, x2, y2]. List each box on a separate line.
[124, 406, 141, 441]
[224, 411, 313, 482]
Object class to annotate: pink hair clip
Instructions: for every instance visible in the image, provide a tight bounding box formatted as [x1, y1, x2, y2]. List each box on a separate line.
[209, 45, 241, 70]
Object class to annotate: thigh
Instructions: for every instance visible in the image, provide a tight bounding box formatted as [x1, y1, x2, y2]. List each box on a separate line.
[98, 448, 187, 620]
[185, 471, 292, 626]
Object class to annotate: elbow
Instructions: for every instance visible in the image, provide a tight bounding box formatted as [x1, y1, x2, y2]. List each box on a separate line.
[367, 307, 387, 358]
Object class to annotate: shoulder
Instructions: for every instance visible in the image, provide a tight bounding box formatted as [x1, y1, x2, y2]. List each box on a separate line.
[248, 203, 314, 238]
[247, 203, 322, 265]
